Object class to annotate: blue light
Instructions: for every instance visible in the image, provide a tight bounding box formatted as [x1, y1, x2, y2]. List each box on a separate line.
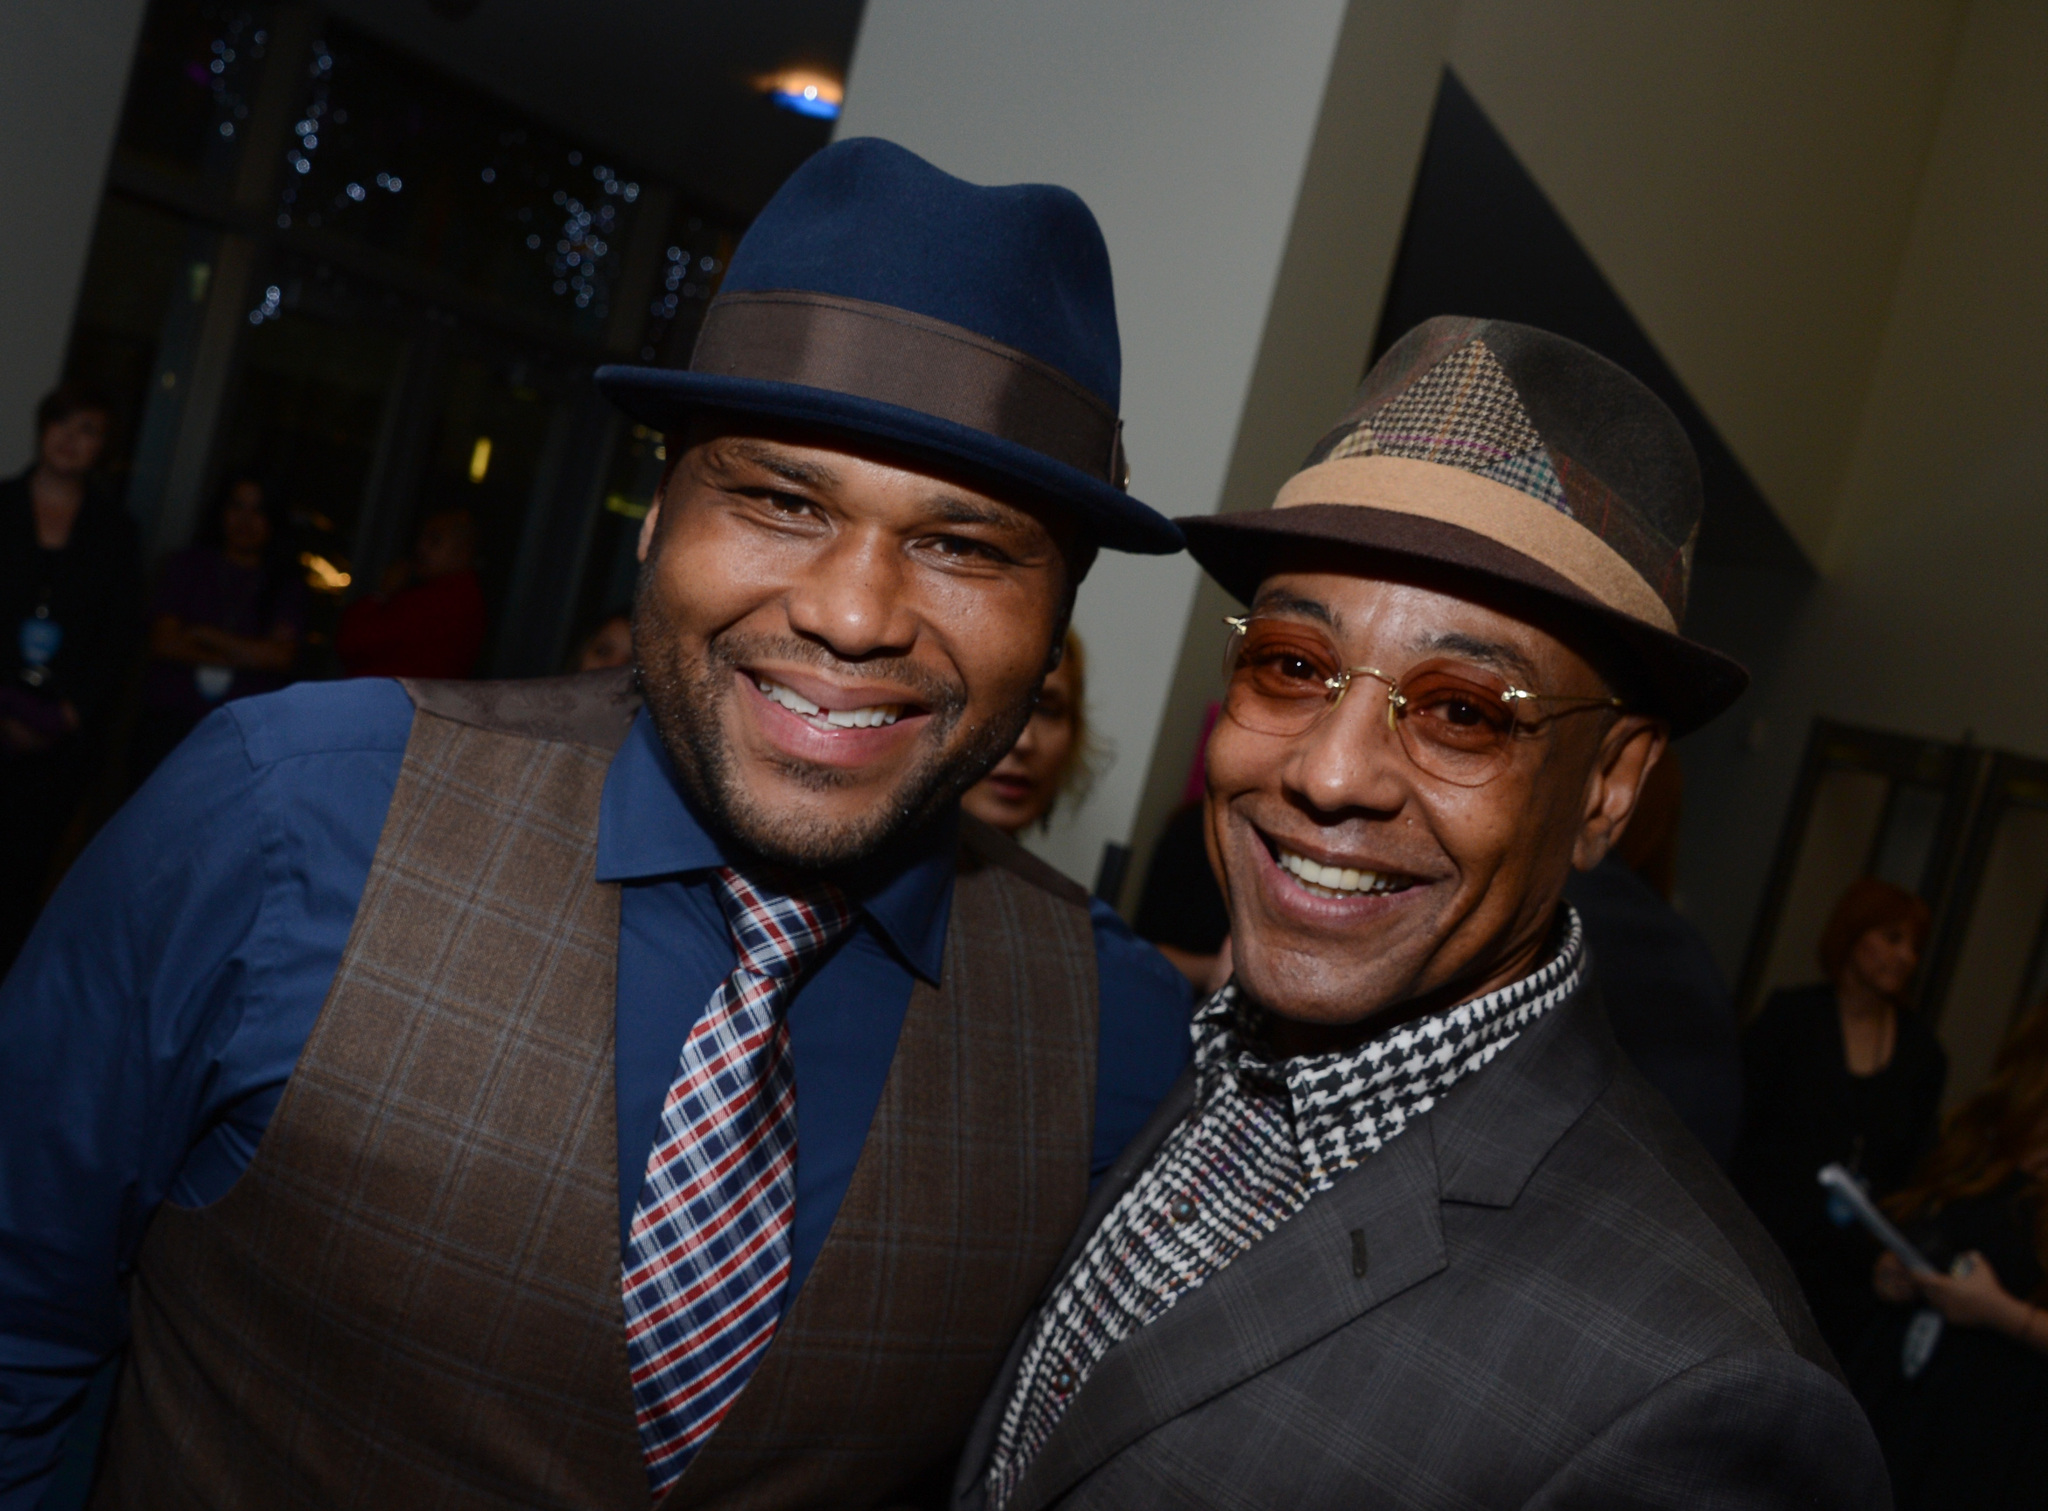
[770, 86, 840, 121]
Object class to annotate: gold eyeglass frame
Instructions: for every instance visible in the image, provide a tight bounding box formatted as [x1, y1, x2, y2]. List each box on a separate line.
[1221, 614, 1624, 738]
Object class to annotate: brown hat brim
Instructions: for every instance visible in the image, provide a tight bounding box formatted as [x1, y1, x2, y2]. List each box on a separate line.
[1179, 503, 1748, 736]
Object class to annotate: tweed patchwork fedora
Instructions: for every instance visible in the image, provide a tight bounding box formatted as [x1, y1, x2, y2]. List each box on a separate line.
[1179, 316, 1748, 732]
[595, 138, 1181, 555]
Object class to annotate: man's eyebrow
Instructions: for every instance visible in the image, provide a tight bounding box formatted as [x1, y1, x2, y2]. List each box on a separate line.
[723, 440, 841, 490]
[1419, 631, 1539, 683]
[927, 493, 1018, 529]
[1248, 587, 1337, 629]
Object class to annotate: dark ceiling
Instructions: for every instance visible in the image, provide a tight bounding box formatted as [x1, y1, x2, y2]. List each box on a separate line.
[322, 0, 865, 220]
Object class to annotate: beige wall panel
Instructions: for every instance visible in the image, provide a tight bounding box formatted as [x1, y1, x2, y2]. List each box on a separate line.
[0, 0, 150, 475]
[1816, 0, 2048, 687]
[1680, 0, 2048, 977]
[1784, 0, 2048, 755]
[1447, 0, 1967, 561]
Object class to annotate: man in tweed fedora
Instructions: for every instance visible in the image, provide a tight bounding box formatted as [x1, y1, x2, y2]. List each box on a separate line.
[955, 317, 1890, 1510]
[0, 141, 1195, 1509]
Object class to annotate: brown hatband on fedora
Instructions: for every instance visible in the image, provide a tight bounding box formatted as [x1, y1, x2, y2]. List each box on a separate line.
[1179, 315, 1749, 734]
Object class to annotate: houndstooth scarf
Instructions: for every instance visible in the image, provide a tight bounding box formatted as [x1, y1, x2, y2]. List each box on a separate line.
[986, 910, 1586, 1506]
[1201, 906, 1587, 1193]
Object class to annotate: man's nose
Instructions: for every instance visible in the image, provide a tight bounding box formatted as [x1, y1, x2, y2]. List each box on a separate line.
[783, 527, 919, 659]
[1283, 689, 1408, 816]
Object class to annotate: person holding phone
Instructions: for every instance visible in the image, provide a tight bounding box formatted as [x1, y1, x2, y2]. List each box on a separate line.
[1853, 994, 2048, 1510]
[1732, 876, 1949, 1358]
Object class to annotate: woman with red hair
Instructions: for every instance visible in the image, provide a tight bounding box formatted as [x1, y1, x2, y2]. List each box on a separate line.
[1732, 877, 1949, 1359]
[1853, 996, 2048, 1508]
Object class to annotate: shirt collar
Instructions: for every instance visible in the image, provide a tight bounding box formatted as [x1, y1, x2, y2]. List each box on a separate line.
[1192, 906, 1588, 1190]
[597, 707, 957, 983]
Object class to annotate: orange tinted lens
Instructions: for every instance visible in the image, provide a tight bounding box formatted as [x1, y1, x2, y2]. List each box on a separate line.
[1225, 621, 1338, 734]
[1395, 664, 1517, 766]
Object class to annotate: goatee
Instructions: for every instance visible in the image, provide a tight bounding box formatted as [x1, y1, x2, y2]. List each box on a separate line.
[632, 572, 1034, 872]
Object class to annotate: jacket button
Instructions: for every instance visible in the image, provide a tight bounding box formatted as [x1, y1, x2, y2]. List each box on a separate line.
[1169, 1197, 1198, 1224]
[1052, 1367, 1076, 1394]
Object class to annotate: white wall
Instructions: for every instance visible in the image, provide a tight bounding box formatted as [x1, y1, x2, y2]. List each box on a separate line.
[0, 0, 149, 474]
[837, 0, 1452, 888]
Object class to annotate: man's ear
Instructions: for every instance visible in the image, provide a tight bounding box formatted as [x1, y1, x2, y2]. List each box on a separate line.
[638, 446, 689, 564]
[1573, 717, 1669, 872]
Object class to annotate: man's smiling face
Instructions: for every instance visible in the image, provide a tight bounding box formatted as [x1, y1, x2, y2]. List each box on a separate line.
[1205, 562, 1665, 1043]
[632, 421, 1076, 871]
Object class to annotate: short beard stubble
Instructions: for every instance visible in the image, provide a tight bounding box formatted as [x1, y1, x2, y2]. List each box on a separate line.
[632, 563, 1041, 873]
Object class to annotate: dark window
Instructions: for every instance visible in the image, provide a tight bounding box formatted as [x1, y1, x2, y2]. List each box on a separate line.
[275, 23, 650, 340]
[114, 0, 270, 189]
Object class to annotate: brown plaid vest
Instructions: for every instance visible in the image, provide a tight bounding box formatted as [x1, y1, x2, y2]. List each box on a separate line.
[91, 670, 1099, 1510]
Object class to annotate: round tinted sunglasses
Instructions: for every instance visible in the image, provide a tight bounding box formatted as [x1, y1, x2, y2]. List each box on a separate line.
[1221, 615, 1623, 788]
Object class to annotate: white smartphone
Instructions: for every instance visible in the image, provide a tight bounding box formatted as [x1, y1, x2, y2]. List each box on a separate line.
[1817, 1162, 1937, 1273]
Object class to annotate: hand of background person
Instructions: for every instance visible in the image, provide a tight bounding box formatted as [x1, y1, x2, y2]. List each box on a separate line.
[1912, 1251, 2031, 1333]
[187, 624, 236, 660]
[191, 622, 298, 671]
[1, 716, 50, 754]
[0, 702, 74, 754]
[1873, 1250, 1919, 1305]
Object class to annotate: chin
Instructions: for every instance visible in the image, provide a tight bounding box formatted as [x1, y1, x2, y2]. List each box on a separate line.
[1234, 943, 1389, 1027]
[725, 772, 922, 869]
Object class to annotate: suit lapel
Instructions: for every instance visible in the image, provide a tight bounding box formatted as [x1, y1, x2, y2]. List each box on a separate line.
[1433, 983, 1618, 1208]
[1006, 1118, 1447, 1511]
[999, 984, 1619, 1511]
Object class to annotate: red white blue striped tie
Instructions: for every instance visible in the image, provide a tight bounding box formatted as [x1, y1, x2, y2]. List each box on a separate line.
[622, 865, 854, 1497]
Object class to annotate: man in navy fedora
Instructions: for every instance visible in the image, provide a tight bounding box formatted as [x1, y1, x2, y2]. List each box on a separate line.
[0, 139, 1191, 1510]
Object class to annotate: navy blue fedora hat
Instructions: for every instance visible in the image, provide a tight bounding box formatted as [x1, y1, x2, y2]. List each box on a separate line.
[595, 138, 1182, 555]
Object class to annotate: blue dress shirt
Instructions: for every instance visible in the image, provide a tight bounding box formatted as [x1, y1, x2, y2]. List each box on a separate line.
[0, 678, 1190, 1504]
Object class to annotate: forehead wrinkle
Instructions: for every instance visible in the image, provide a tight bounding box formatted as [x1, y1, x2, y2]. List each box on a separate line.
[721, 438, 842, 490]
[1249, 586, 1338, 631]
[1415, 629, 1539, 684]
[926, 491, 1021, 530]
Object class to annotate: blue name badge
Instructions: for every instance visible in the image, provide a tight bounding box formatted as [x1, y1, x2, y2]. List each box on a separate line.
[19, 617, 62, 668]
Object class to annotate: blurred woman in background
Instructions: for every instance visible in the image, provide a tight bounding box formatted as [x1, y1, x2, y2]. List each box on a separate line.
[1854, 995, 2048, 1509]
[1732, 877, 1948, 1358]
[0, 386, 138, 971]
[961, 627, 1095, 836]
[132, 476, 306, 784]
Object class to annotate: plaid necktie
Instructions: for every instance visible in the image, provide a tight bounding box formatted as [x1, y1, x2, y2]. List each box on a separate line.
[622, 865, 855, 1497]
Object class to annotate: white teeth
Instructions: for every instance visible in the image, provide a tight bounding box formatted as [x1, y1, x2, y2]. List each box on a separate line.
[756, 677, 903, 729]
[1276, 847, 1405, 897]
[760, 678, 821, 716]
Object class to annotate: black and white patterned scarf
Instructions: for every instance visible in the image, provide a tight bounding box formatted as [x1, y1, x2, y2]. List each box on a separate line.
[1214, 907, 1587, 1192]
[986, 909, 1587, 1507]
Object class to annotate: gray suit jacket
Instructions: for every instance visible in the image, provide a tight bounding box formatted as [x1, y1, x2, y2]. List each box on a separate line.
[953, 984, 1889, 1510]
